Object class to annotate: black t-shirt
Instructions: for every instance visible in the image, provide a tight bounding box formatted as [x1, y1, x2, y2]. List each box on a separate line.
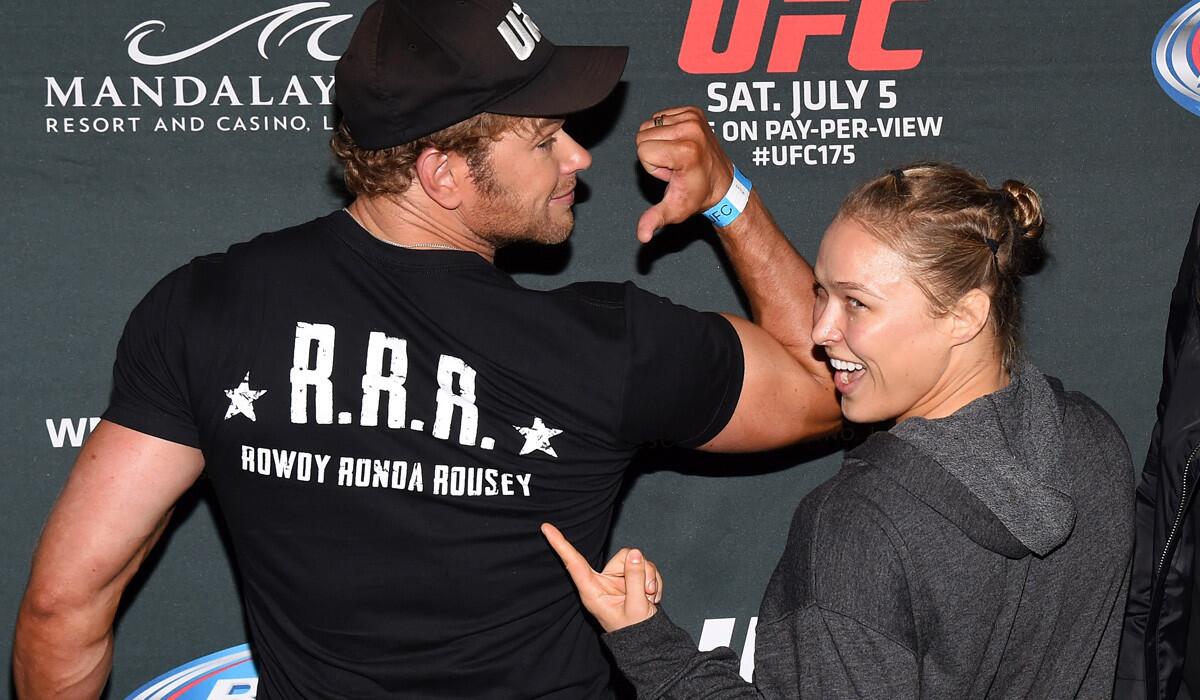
[103, 210, 744, 699]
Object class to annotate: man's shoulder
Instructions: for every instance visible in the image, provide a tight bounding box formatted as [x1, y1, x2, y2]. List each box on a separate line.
[549, 280, 633, 308]
[132, 213, 336, 322]
[547, 280, 717, 327]
[188, 212, 333, 272]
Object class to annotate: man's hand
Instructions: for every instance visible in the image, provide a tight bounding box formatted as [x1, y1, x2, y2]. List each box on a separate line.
[541, 523, 661, 633]
[635, 106, 734, 243]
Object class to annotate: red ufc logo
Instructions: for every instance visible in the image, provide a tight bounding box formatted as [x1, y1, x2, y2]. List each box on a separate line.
[678, 0, 924, 74]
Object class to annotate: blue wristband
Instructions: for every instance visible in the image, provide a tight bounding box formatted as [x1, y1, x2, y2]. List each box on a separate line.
[703, 167, 753, 228]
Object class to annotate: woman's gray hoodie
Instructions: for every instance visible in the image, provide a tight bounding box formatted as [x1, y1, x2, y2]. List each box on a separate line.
[604, 363, 1134, 698]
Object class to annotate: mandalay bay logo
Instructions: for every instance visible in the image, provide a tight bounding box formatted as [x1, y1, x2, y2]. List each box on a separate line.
[124, 3, 351, 65]
[1153, 0, 1200, 117]
[42, 3, 356, 136]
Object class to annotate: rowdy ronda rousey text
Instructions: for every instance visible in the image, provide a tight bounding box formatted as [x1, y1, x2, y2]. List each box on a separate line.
[239, 445, 533, 498]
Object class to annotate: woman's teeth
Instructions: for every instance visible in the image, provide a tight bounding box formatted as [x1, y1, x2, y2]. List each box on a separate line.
[830, 358, 866, 386]
[830, 358, 865, 372]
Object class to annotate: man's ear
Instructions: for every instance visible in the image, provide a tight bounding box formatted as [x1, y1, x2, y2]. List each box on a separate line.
[414, 147, 465, 209]
[946, 288, 992, 346]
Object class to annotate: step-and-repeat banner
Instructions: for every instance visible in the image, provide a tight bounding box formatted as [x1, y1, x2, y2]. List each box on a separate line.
[3, 1, 1198, 696]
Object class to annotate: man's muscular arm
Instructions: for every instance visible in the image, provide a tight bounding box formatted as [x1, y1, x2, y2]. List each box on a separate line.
[13, 420, 204, 699]
[636, 106, 839, 452]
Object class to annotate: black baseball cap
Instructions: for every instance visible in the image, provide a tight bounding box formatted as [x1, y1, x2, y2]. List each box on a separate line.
[335, 0, 629, 150]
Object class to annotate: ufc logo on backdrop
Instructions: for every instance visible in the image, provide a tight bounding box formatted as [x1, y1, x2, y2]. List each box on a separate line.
[679, 0, 924, 74]
[497, 2, 542, 61]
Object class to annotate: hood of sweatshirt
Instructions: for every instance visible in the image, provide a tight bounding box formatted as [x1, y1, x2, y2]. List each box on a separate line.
[881, 360, 1077, 558]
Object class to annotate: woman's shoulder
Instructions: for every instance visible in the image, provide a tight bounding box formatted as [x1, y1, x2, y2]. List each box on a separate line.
[780, 464, 912, 578]
[1046, 378, 1133, 464]
[797, 449, 915, 542]
[1054, 387, 1136, 503]
[1055, 383, 1123, 436]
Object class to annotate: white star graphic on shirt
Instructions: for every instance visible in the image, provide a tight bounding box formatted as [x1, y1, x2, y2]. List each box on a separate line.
[224, 372, 267, 421]
[513, 417, 563, 457]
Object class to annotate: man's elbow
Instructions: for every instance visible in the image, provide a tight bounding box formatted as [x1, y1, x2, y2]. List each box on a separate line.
[18, 582, 73, 628]
[14, 584, 116, 699]
[15, 576, 116, 650]
[718, 386, 841, 452]
[773, 344, 840, 440]
[19, 575, 102, 621]
[13, 590, 61, 694]
[797, 372, 842, 439]
[807, 409, 843, 441]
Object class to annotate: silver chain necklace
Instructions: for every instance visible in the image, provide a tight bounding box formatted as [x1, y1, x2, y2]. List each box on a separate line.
[342, 208, 465, 251]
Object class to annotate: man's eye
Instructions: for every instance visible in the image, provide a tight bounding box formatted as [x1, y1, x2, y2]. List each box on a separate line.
[847, 297, 866, 310]
[537, 137, 557, 150]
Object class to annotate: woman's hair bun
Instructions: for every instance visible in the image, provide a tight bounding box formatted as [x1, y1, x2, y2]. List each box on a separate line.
[1001, 179, 1045, 241]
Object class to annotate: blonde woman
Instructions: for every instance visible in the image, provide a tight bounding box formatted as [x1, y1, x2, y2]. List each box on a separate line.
[547, 163, 1134, 699]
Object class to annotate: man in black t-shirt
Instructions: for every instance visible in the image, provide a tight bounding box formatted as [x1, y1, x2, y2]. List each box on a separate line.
[14, 1, 839, 698]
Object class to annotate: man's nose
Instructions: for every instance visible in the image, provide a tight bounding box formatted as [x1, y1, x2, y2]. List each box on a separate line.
[558, 129, 591, 173]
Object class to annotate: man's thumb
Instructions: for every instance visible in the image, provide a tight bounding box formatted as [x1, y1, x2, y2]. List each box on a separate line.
[636, 204, 667, 244]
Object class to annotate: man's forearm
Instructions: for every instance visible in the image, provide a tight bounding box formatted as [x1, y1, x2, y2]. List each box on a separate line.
[635, 107, 839, 446]
[13, 602, 114, 699]
[715, 189, 825, 378]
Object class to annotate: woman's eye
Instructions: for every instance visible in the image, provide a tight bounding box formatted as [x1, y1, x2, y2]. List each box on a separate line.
[847, 297, 866, 310]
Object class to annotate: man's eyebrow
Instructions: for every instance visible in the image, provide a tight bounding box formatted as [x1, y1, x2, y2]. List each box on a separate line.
[530, 118, 564, 139]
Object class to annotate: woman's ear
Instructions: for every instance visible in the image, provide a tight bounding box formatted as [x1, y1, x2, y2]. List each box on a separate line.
[946, 288, 992, 345]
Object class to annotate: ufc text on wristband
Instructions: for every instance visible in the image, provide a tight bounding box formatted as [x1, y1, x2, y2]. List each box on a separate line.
[703, 167, 753, 228]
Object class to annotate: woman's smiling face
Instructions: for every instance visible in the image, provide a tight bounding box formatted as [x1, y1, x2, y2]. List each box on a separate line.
[811, 217, 960, 424]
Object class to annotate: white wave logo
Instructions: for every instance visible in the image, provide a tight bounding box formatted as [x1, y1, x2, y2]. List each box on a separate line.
[125, 644, 257, 700]
[125, 2, 353, 66]
[1152, 0, 1200, 117]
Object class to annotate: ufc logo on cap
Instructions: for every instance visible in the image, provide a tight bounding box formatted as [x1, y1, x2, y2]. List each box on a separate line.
[497, 2, 542, 61]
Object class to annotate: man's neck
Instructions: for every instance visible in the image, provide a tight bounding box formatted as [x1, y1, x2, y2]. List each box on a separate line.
[346, 196, 497, 262]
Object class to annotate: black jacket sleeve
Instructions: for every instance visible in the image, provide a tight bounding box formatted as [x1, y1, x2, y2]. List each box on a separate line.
[1117, 201, 1200, 699]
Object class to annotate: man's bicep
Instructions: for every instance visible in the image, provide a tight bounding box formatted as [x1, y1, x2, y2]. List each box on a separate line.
[616, 289, 745, 447]
[699, 314, 839, 453]
[28, 420, 204, 604]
